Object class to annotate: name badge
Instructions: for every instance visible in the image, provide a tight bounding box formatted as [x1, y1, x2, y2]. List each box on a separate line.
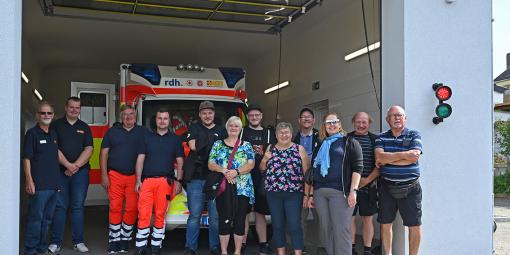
[77, 130, 85, 134]
[40, 140, 47, 144]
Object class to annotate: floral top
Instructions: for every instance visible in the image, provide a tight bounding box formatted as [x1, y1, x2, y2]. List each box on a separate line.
[209, 140, 255, 204]
[265, 143, 304, 192]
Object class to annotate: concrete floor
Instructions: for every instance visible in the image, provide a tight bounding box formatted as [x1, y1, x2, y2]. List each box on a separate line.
[494, 197, 510, 255]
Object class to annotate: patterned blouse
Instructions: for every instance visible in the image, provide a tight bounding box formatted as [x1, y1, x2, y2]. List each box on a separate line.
[265, 143, 304, 193]
[209, 140, 255, 204]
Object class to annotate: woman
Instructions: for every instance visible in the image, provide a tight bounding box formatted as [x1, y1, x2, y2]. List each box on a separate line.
[260, 122, 309, 255]
[208, 116, 255, 255]
[306, 113, 363, 255]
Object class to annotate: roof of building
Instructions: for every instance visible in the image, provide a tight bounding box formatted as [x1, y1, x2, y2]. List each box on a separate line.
[495, 84, 507, 93]
[495, 68, 510, 82]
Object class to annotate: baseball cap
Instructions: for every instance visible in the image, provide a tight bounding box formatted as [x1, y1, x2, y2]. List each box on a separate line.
[247, 104, 263, 114]
[199, 101, 215, 111]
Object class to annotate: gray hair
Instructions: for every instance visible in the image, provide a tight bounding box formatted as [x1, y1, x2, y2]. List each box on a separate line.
[225, 116, 242, 129]
[386, 105, 406, 116]
[275, 122, 293, 134]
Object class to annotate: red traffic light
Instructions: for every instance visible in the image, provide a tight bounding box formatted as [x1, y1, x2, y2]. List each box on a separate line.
[432, 83, 452, 101]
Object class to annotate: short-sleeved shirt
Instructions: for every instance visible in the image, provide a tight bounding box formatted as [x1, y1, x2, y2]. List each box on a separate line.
[51, 117, 93, 169]
[208, 140, 255, 204]
[352, 134, 376, 177]
[187, 123, 227, 179]
[140, 130, 184, 178]
[375, 128, 423, 182]
[241, 127, 276, 169]
[265, 143, 304, 193]
[300, 133, 313, 159]
[101, 124, 146, 175]
[23, 125, 61, 191]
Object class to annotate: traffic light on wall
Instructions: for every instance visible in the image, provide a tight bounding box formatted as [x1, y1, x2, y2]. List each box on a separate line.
[432, 83, 452, 124]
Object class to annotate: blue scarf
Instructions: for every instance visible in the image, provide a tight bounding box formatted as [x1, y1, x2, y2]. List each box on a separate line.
[313, 133, 343, 177]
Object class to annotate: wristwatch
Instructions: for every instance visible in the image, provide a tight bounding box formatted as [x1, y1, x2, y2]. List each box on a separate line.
[235, 169, 240, 175]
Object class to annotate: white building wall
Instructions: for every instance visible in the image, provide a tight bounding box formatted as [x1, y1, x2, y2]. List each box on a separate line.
[382, 0, 492, 254]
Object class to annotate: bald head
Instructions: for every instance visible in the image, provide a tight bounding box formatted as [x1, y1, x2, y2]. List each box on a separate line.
[386, 105, 407, 131]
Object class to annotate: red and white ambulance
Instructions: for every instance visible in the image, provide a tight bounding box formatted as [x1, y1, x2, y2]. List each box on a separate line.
[71, 63, 248, 229]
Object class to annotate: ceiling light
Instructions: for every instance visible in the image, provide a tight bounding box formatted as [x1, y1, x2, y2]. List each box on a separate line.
[264, 81, 290, 94]
[21, 71, 29, 84]
[344, 41, 380, 61]
[33, 89, 43, 101]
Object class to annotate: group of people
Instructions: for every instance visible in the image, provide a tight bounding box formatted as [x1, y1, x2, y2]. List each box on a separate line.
[23, 97, 423, 255]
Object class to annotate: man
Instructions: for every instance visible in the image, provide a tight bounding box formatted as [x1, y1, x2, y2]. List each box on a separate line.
[348, 112, 379, 255]
[292, 108, 322, 254]
[100, 104, 145, 254]
[184, 101, 226, 255]
[49, 97, 93, 253]
[134, 108, 184, 255]
[375, 106, 423, 255]
[240, 104, 276, 255]
[23, 102, 61, 255]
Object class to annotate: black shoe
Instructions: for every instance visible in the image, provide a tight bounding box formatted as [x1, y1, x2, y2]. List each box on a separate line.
[119, 240, 129, 254]
[151, 245, 161, 255]
[352, 248, 358, 255]
[108, 241, 120, 254]
[184, 248, 197, 255]
[209, 248, 221, 255]
[134, 247, 147, 255]
[258, 243, 273, 255]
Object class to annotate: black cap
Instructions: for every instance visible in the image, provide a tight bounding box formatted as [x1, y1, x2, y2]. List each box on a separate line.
[247, 104, 263, 113]
[199, 101, 215, 111]
[299, 107, 314, 117]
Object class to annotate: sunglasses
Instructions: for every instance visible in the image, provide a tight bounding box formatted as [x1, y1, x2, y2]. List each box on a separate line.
[39, 112, 54, 115]
[325, 119, 340, 125]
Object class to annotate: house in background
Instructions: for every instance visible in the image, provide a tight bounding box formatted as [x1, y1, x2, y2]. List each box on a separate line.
[494, 53, 510, 121]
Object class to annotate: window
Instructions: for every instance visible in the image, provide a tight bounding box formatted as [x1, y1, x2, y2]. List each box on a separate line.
[79, 92, 107, 125]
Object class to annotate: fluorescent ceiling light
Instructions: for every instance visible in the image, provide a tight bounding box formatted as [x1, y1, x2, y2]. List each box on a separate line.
[33, 89, 43, 101]
[344, 41, 380, 61]
[21, 72, 29, 84]
[264, 81, 290, 94]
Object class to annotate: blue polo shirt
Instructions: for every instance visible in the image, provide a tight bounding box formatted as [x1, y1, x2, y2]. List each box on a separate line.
[375, 128, 423, 182]
[101, 124, 146, 175]
[23, 125, 61, 191]
[51, 117, 93, 169]
[140, 130, 184, 178]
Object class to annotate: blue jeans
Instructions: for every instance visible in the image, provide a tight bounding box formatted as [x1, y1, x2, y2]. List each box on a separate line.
[25, 190, 58, 255]
[266, 191, 304, 250]
[185, 179, 219, 251]
[51, 167, 89, 245]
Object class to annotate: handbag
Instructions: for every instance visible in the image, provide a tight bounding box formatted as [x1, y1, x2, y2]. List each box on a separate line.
[383, 179, 418, 200]
[204, 139, 241, 198]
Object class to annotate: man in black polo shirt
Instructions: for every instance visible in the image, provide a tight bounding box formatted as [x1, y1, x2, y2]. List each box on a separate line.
[23, 101, 61, 255]
[49, 97, 93, 253]
[133, 108, 184, 255]
[100, 104, 146, 254]
[184, 101, 226, 255]
[348, 112, 379, 255]
[240, 104, 275, 255]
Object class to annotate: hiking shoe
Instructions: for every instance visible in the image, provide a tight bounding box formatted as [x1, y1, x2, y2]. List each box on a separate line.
[73, 243, 89, 253]
[184, 248, 197, 255]
[47, 244, 61, 254]
[258, 243, 273, 255]
[108, 241, 120, 254]
[118, 240, 129, 253]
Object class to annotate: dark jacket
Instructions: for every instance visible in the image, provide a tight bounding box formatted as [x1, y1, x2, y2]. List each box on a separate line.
[311, 136, 363, 196]
[292, 128, 322, 163]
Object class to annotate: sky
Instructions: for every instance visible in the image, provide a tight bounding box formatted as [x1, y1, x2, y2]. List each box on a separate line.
[493, 0, 510, 78]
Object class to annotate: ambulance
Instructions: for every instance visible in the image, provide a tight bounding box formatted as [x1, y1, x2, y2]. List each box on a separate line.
[71, 63, 248, 229]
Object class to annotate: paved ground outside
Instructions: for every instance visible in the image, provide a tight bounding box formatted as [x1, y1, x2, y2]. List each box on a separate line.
[494, 197, 510, 255]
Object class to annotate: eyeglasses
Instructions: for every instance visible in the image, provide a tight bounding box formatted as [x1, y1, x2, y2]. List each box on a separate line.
[38, 112, 54, 115]
[247, 113, 262, 118]
[388, 113, 405, 119]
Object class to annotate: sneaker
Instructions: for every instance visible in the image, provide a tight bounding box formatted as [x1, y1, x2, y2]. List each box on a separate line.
[258, 243, 273, 255]
[47, 244, 61, 254]
[108, 241, 120, 254]
[209, 248, 221, 255]
[73, 243, 89, 253]
[184, 248, 196, 255]
[118, 240, 129, 254]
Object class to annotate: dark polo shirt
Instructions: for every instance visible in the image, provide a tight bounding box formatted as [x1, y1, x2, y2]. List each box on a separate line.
[51, 117, 93, 169]
[140, 130, 184, 178]
[23, 125, 61, 191]
[101, 124, 146, 175]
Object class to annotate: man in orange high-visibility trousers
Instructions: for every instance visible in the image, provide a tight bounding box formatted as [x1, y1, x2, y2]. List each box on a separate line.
[100, 105, 145, 254]
[134, 108, 184, 255]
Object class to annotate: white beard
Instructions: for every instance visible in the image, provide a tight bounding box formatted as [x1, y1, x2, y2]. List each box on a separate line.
[41, 119, 52, 125]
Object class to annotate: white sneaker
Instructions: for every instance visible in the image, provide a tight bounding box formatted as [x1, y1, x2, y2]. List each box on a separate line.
[73, 243, 89, 252]
[47, 244, 61, 253]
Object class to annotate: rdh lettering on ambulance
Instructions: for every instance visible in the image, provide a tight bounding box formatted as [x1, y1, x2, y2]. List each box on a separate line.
[71, 63, 248, 230]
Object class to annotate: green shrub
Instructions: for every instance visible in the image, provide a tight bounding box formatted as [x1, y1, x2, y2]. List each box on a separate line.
[494, 172, 510, 194]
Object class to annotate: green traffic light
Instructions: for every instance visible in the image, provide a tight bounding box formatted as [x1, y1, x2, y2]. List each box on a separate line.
[436, 103, 452, 118]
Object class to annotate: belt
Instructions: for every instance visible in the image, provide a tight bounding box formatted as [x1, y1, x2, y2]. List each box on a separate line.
[382, 178, 418, 186]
